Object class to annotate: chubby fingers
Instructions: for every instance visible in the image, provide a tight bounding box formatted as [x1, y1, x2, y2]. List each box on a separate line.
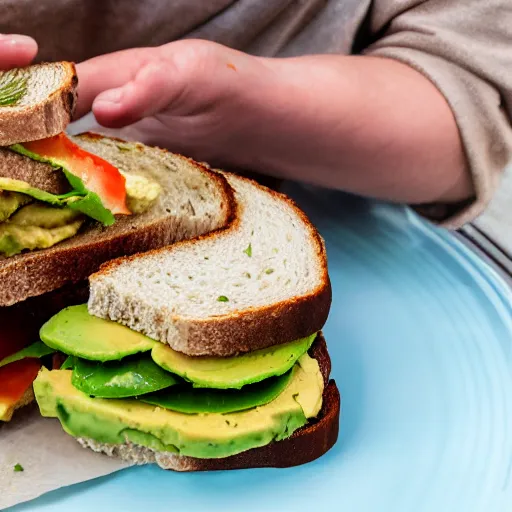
[92, 59, 180, 128]
[0, 34, 37, 69]
[80, 40, 244, 128]
[75, 47, 157, 119]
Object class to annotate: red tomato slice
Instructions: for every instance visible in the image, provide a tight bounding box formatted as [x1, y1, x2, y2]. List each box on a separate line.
[0, 359, 41, 408]
[23, 133, 130, 215]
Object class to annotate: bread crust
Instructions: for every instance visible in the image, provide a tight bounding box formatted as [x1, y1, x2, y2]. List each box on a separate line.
[0, 136, 236, 307]
[78, 334, 340, 470]
[0, 62, 77, 146]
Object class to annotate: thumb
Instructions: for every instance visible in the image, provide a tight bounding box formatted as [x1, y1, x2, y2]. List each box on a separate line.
[75, 47, 153, 119]
[92, 60, 182, 128]
[0, 34, 37, 69]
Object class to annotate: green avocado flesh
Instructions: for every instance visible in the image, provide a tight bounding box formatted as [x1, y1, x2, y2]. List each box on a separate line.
[0, 191, 31, 222]
[7, 202, 84, 229]
[151, 333, 317, 389]
[40, 305, 156, 361]
[0, 178, 89, 257]
[140, 370, 293, 414]
[0, 202, 85, 257]
[34, 354, 324, 459]
[72, 355, 179, 398]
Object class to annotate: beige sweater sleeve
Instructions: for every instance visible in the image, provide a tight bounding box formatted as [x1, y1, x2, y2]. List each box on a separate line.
[364, 0, 512, 228]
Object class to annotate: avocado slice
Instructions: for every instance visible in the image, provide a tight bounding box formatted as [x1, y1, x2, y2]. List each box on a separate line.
[0, 191, 31, 222]
[7, 202, 84, 228]
[139, 370, 292, 414]
[0, 201, 87, 256]
[0, 218, 85, 257]
[151, 333, 317, 389]
[40, 305, 156, 362]
[72, 355, 178, 398]
[34, 354, 324, 459]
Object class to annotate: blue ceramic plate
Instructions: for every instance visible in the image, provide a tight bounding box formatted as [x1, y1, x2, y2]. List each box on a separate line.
[13, 185, 512, 512]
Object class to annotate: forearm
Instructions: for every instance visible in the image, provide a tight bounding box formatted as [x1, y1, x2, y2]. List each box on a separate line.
[233, 55, 472, 205]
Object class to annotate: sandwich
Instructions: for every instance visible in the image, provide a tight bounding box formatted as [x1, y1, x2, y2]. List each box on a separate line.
[0, 62, 233, 421]
[8, 171, 340, 469]
[0, 62, 340, 470]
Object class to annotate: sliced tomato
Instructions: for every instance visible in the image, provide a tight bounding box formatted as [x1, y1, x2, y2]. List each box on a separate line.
[23, 133, 130, 215]
[0, 359, 41, 420]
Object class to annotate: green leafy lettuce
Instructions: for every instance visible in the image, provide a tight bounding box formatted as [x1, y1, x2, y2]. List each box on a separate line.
[0, 341, 56, 369]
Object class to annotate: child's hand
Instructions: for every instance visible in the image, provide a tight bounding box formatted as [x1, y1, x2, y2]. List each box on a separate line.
[77, 40, 271, 168]
[77, 40, 470, 207]
[0, 34, 37, 69]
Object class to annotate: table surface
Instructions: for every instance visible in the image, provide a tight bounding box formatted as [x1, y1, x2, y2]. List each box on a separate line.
[10, 185, 512, 512]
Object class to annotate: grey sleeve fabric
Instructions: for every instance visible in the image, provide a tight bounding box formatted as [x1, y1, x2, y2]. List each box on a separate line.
[364, 0, 512, 228]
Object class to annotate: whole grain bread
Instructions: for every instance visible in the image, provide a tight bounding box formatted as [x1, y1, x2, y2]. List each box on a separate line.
[0, 62, 77, 146]
[77, 334, 340, 470]
[0, 134, 235, 306]
[89, 173, 331, 356]
[0, 147, 70, 194]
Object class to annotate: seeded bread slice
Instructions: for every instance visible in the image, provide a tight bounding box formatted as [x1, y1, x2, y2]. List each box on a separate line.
[0, 62, 77, 146]
[0, 134, 235, 306]
[77, 334, 340, 470]
[89, 173, 331, 356]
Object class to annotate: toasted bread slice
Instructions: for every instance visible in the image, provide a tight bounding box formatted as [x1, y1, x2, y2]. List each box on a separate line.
[0, 134, 235, 306]
[89, 173, 331, 356]
[77, 334, 340, 470]
[0, 62, 77, 146]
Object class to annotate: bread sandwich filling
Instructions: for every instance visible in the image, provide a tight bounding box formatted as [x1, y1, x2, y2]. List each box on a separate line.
[0, 133, 161, 257]
[3, 304, 324, 458]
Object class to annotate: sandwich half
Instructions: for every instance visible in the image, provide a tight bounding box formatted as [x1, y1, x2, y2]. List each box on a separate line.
[0, 62, 233, 421]
[19, 174, 340, 469]
[1, 61, 340, 466]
